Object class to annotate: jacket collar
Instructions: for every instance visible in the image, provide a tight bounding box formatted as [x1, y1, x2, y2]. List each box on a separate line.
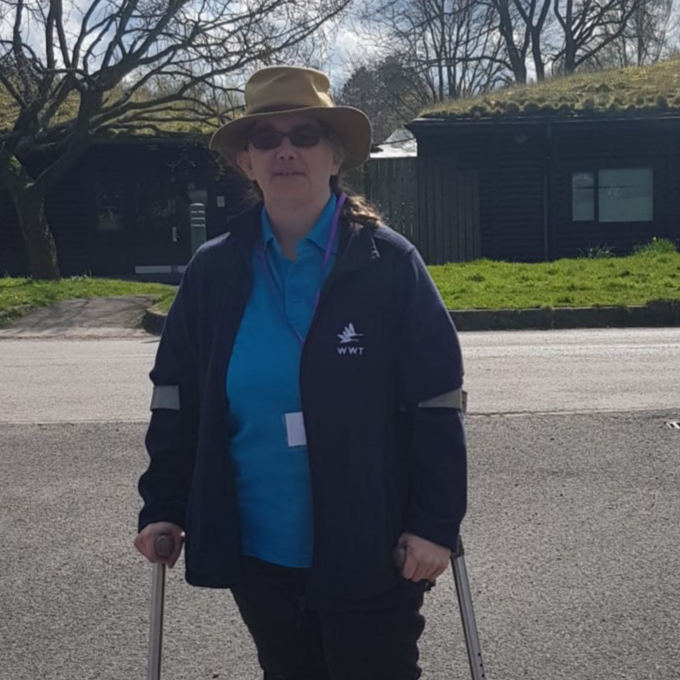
[336, 218, 381, 275]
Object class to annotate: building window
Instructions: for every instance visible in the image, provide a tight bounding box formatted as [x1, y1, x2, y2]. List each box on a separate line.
[572, 172, 595, 221]
[572, 168, 653, 223]
[95, 184, 127, 232]
[136, 182, 184, 246]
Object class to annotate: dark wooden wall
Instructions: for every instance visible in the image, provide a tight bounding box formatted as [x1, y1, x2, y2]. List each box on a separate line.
[0, 139, 250, 277]
[551, 120, 679, 258]
[48, 169, 92, 274]
[412, 117, 680, 263]
[1, 162, 120, 277]
[207, 169, 252, 240]
[348, 158, 418, 241]
[479, 132, 547, 262]
[0, 187, 25, 276]
[416, 128, 547, 263]
[415, 154, 481, 264]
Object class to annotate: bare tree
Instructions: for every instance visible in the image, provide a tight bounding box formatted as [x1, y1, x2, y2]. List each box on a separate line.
[551, 0, 649, 73]
[359, 0, 509, 104]
[629, 0, 676, 63]
[594, 0, 677, 67]
[337, 54, 431, 141]
[490, 0, 676, 77]
[489, 0, 553, 81]
[0, 0, 351, 278]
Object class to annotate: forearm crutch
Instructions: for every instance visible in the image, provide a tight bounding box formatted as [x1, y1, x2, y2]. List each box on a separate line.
[451, 537, 486, 680]
[395, 536, 486, 680]
[147, 534, 174, 680]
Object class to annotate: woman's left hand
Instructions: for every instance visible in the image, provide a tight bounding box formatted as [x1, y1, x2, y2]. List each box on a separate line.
[397, 532, 451, 583]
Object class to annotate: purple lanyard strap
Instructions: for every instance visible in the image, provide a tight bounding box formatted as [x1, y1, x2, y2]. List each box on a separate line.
[258, 193, 347, 346]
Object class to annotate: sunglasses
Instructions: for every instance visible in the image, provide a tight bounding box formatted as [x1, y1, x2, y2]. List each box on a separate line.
[249, 125, 327, 150]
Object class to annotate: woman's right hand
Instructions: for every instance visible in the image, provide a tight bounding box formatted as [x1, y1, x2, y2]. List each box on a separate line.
[134, 522, 185, 568]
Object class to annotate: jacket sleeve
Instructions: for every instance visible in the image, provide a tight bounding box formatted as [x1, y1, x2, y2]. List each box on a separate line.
[137, 263, 201, 532]
[396, 246, 467, 551]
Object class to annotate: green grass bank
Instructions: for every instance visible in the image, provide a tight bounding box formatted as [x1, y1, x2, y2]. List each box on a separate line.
[429, 250, 680, 310]
[0, 276, 176, 325]
[1, 243, 678, 325]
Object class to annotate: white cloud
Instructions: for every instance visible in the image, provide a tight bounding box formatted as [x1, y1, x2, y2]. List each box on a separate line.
[323, 22, 383, 86]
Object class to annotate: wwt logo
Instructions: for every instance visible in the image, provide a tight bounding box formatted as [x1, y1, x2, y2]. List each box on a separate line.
[337, 345, 364, 356]
[337, 323, 365, 356]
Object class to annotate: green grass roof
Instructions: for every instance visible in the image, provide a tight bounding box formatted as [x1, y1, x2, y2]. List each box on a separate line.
[422, 58, 680, 120]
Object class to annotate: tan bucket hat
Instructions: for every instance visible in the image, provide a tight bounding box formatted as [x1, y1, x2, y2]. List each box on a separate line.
[209, 66, 372, 170]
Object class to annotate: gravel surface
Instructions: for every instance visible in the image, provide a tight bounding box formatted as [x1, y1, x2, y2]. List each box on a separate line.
[1, 327, 677, 679]
[1, 413, 678, 680]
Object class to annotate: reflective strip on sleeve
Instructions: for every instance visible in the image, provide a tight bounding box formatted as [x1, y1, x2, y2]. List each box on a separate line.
[418, 388, 467, 412]
[150, 385, 180, 411]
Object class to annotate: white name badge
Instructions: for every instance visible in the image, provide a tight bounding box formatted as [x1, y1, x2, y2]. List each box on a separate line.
[285, 412, 307, 447]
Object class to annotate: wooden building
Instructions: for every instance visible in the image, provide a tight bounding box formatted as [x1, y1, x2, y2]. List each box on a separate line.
[0, 135, 250, 278]
[407, 60, 680, 264]
[347, 130, 418, 242]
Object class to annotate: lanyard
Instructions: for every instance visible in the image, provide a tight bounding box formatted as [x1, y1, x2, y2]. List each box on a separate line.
[257, 193, 346, 347]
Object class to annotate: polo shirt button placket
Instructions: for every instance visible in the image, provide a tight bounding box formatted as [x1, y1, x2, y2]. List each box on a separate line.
[287, 290, 300, 326]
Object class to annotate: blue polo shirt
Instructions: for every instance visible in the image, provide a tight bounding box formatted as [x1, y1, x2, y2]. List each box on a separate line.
[226, 195, 338, 568]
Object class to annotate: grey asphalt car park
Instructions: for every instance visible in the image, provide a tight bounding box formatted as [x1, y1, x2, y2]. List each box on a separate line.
[1, 327, 679, 679]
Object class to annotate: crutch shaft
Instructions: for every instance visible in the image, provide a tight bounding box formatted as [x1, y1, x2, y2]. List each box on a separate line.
[147, 562, 167, 680]
[452, 547, 486, 680]
[147, 533, 174, 680]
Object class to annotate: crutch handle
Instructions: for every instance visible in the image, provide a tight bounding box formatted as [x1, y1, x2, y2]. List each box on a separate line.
[393, 546, 407, 570]
[392, 536, 462, 570]
[394, 538, 486, 680]
[154, 533, 175, 561]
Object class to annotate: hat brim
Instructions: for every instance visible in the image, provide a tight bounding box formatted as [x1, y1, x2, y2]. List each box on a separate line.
[209, 106, 372, 170]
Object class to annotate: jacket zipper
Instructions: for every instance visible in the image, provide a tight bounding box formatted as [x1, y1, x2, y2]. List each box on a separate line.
[298, 235, 352, 578]
[299, 221, 376, 580]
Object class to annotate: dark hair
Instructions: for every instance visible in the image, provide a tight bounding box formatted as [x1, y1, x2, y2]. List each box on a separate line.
[331, 175, 382, 228]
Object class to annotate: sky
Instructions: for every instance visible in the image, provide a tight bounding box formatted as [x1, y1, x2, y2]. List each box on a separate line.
[6, 0, 677, 101]
[0, 0, 379, 93]
[323, 18, 381, 85]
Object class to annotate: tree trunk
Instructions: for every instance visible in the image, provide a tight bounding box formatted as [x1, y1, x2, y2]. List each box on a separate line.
[563, 0, 576, 73]
[564, 36, 576, 73]
[496, 0, 527, 83]
[1, 153, 61, 279]
[531, 28, 546, 79]
[13, 188, 61, 279]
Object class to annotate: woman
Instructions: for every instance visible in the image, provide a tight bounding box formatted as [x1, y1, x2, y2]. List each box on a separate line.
[134, 65, 467, 680]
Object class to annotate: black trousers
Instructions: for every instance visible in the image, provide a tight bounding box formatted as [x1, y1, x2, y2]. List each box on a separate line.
[230, 557, 427, 680]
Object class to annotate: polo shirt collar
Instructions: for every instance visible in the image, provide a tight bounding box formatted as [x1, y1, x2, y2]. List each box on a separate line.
[261, 193, 339, 255]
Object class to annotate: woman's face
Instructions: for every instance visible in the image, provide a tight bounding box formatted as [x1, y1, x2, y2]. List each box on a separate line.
[236, 114, 343, 206]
